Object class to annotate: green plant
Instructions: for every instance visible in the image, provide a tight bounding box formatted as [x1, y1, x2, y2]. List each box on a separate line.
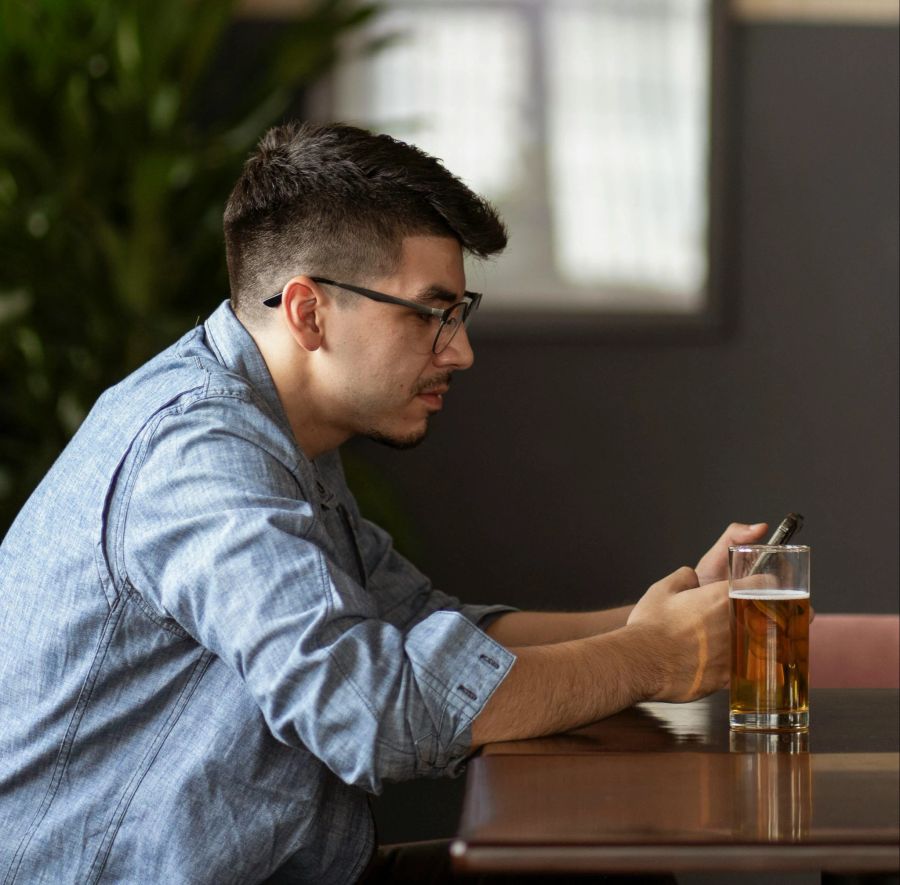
[0, 0, 378, 532]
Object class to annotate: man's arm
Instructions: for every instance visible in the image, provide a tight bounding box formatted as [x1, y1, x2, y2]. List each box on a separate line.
[483, 522, 768, 649]
[471, 566, 730, 747]
[484, 606, 633, 646]
[122, 402, 515, 792]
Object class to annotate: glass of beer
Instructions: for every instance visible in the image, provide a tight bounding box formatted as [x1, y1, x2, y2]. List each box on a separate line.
[729, 545, 810, 731]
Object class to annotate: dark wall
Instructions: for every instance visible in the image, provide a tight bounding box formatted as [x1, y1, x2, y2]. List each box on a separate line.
[363, 21, 899, 841]
[353, 21, 899, 619]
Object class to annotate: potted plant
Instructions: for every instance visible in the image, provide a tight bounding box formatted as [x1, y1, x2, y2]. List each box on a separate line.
[0, 0, 379, 532]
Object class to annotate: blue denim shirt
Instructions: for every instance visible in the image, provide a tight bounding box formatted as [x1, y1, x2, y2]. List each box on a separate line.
[0, 301, 516, 885]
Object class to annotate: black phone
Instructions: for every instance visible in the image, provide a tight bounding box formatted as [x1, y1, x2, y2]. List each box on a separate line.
[749, 513, 804, 575]
[765, 512, 804, 546]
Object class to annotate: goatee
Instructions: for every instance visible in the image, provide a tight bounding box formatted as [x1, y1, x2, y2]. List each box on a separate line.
[365, 427, 429, 450]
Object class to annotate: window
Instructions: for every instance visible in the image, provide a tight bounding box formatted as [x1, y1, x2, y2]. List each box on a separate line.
[328, 0, 718, 322]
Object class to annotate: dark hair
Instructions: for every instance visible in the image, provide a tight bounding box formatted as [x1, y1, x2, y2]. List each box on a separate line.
[223, 121, 508, 324]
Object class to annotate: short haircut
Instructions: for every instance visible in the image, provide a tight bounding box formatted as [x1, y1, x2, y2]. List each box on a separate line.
[223, 121, 508, 325]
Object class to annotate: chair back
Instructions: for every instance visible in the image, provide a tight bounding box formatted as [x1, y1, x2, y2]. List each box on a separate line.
[810, 613, 900, 688]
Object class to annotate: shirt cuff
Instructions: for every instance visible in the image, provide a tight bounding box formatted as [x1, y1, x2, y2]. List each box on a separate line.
[404, 610, 516, 775]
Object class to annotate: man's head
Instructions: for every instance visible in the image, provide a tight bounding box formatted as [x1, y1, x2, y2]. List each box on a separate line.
[223, 121, 507, 326]
[223, 123, 507, 457]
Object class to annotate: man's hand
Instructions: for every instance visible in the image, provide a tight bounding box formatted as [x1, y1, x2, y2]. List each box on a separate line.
[472, 532, 768, 746]
[627, 567, 731, 703]
[474, 564, 736, 747]
[695, 522, 768, 585]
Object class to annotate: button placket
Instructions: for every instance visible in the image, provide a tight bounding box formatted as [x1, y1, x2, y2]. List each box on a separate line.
[313, 473, 367, 589]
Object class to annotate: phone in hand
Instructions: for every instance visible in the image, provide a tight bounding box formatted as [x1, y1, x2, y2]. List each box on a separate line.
[765, 512, 804, 546]
[750, 512, 804, 575]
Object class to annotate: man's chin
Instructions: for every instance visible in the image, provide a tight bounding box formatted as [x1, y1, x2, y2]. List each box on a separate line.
[365, 425, 429, 451]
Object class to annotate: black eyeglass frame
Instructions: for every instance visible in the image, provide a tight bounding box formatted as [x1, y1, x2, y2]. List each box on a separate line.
[264, 277, 482, 354]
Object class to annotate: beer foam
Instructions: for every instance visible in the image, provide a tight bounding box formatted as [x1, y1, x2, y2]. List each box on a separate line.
[729, 589, 809, 599]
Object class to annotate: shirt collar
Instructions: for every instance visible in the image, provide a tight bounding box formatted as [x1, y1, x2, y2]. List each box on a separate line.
[203, 300, 293, 438]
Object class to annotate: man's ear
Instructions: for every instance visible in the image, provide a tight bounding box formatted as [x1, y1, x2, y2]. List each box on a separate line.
[281, 277, 323, 351]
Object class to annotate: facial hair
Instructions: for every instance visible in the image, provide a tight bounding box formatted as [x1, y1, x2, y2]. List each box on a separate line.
[364, 372, 453, 450]
[365, 428, 430, 450]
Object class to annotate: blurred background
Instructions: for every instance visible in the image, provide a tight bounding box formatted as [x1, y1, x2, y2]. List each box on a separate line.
[1, 0, 897, 855]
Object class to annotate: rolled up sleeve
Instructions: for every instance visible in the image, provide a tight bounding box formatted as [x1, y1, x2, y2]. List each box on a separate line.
[119, 395, 515, 793]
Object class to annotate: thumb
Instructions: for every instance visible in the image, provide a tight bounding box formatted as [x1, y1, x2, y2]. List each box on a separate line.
[736, 522, 769, 543]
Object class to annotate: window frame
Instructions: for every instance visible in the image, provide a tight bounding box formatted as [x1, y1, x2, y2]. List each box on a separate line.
[307, 0, 734, 344]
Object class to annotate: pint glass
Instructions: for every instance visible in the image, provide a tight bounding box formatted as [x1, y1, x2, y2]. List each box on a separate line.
[729, 545, 810, 731]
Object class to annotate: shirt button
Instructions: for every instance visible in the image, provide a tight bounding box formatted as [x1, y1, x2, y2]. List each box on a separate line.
[457, 684, 477, 701]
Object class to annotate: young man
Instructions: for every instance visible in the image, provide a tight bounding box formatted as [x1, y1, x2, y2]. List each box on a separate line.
[0, 122, 766, 884]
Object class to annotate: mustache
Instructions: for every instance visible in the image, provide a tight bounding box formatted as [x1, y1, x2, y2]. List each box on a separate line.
[413, 373, 453, 396]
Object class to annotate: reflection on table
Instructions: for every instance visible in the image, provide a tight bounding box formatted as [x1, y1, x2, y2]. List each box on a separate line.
[452, 689, 900, 875]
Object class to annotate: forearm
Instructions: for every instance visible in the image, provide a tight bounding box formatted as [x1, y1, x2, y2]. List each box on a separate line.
[473, 565, 735, 748]
[485, 606, 634, 647]
[470, 623, 663, 747]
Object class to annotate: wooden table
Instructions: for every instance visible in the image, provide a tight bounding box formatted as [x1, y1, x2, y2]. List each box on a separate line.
[452, 689, 900, 876]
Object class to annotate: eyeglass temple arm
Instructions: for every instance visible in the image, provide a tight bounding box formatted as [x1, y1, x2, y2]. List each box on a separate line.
[313, 278, 447, 319]
[265, 278, 480, 317]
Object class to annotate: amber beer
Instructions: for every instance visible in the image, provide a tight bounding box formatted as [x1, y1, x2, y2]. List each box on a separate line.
[729, 545, 811, 731]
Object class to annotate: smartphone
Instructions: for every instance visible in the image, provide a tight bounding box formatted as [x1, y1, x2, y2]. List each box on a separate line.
[749, 512, 804, 575]
[765, 512, 804, 546]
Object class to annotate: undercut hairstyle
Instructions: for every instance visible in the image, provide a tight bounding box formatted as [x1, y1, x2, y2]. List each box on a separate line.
[223, 121, 508, 325]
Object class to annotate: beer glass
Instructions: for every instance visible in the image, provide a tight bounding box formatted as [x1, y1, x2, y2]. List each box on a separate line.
[729, 545, 810, 731]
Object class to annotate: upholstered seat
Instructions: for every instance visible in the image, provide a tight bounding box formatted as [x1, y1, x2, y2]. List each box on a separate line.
[810, 613, 900, 688]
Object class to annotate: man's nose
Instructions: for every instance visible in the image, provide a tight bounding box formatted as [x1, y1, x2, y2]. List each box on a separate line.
[434, 323, 474, 370]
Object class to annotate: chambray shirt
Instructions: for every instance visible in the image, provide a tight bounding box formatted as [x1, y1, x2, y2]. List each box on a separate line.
[0, 301, 516, 885]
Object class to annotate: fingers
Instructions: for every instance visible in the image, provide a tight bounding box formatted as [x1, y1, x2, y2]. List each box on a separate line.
[719, 521, 768, 547]
[709, 522, 768, 556]
[730, 572, 780, 595]
[629, 566, 700, 627]
[650, 566, 700, 595]
[632, 566, 731, 701]
[696, 522, 769, 586]
[691, 586, 732, 698]
[702, 579, 731, 602]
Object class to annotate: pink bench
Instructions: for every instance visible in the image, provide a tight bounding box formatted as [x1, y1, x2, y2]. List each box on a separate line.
[810, 613, 900, 688]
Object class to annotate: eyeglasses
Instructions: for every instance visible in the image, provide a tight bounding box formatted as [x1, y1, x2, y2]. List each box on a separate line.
[264, 277, 482, 355]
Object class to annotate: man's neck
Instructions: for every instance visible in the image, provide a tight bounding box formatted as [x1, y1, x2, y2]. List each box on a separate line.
[249, 327, 349, 461]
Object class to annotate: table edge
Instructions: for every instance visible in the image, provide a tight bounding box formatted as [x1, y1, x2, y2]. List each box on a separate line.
[449, 840, 900, 874]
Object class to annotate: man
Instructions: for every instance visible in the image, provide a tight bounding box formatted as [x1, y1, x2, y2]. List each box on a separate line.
[0, 122, 766, 884]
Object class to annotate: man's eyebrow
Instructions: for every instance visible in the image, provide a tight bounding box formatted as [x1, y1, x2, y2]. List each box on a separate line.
[414, 285, 459, 306]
